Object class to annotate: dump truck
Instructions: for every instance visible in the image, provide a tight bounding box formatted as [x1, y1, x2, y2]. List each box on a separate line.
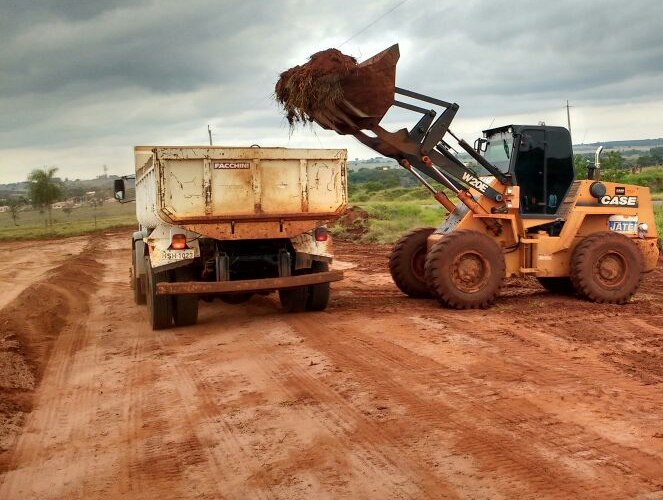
[278, 44, 659, 308]
[114, 146, 347, 329]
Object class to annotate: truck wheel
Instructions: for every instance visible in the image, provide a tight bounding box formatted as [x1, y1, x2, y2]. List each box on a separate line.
[537, 277, 575, 294]
[132, 245, 146, 305]
[172, 267, 198, 327]
[389, 227, 435, 298]
[306, 261, 330, 311]
[279, 285, 308, 313]
[570, 231, 642, 304]
[424, 230, 505, 309]
[145, 257, 172, 330]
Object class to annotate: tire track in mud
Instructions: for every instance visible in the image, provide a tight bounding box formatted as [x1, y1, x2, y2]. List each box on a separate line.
[0, 237, 103, 496]
[245, 331, 446, 499]
[277, 313, 663, 499]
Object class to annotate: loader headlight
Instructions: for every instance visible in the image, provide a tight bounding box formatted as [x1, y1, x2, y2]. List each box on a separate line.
[638, 223, 648, 232]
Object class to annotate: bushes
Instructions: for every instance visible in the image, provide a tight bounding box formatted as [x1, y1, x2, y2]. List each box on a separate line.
[623, 168, 663, 192]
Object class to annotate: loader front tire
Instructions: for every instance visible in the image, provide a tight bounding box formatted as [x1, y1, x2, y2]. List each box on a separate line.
[146, 257, 172, 330]
[389, 227, 435, 298]
[570, 231, 642, 304]
[424, 230, 505, 309]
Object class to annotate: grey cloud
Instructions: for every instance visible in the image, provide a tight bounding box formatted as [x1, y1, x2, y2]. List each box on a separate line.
[1, 0, 663, 182]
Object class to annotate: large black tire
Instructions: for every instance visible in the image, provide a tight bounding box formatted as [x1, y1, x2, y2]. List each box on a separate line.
[570, 231, 642, 304]
[389, 227, 435, 298]
[537, 277, 575, 294]
[132, 244, 146, 305]
[172, 267, 198, 327]
[279, 286, 308, 312]
[145, 257, 172, 330]
[306, 261, 330, 311]
[424, 230, 505, 309]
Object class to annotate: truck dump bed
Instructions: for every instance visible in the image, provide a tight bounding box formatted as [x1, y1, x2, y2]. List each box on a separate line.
[135, 146, 347, 240]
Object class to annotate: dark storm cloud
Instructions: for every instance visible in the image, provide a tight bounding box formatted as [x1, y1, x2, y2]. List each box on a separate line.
[1, 0, 663, 181]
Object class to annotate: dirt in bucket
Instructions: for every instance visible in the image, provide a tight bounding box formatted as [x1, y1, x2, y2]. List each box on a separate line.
[275, 49, 358, 127]
[275, 45, 399, 132]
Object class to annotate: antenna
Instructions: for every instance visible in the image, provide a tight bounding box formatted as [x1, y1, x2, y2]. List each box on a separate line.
[208, 125, 213, 146]
[565, 100, 574, 140]
[102, 164, 108, 178]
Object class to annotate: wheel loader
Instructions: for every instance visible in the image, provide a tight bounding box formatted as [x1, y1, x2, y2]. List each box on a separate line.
[295, 44, 660, 308]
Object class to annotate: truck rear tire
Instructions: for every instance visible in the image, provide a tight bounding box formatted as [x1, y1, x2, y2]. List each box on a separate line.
[424, 230, 505, 309]
[306, 261, 330, 311]
[172, 267, 198, 327]
[279, 273, 309, 313]
[132, 245, 146, 305]
[389, 227, 435, 298]
[570, 231, 642, 304]
[145, 257, 172, 330]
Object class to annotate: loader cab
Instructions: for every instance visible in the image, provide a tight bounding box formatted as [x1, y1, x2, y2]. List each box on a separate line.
[482, 125, 574, 217]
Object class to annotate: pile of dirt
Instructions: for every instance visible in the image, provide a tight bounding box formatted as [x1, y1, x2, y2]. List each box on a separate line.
[275, 44, 400, 133]
[0, 241, 101, 467]
[330, 205, 370, 240]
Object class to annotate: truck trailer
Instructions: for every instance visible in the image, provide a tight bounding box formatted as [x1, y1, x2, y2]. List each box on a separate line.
[114, 146, 348, 330]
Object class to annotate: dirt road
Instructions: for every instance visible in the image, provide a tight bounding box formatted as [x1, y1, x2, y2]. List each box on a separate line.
[2, 232, 663, 499]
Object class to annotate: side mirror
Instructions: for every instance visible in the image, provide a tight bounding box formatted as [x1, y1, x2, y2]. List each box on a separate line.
[473, 138, 488, 153]
[114, 179, 125, 201]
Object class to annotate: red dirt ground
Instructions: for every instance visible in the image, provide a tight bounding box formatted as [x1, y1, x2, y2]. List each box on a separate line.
[1, 232, 663, 499]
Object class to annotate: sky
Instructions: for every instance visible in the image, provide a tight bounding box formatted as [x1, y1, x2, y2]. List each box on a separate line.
[1, 0, 663, 183]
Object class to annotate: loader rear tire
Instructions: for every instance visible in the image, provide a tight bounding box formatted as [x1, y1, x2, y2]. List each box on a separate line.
[389, 227, 435, 298]
[172, 267, 198, 327]
[537, 277, 575, 294]
[570, 231, 642, 304]
[146, 257, 172, 330]
[424, 230, 505, 309]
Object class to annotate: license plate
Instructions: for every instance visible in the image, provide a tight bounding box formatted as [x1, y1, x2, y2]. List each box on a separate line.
[160, 249, 195, 261]
[608, 220, 637, 233]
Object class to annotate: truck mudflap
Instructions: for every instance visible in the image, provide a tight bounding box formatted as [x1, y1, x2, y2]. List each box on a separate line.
[156, 270, 344, 295]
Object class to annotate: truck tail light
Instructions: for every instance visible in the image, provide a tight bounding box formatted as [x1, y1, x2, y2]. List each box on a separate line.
[171, 234, 188, 249]
[315, 227, 328, 242]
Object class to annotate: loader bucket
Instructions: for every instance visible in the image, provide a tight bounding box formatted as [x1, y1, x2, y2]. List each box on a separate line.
[312, 44, 400, 135]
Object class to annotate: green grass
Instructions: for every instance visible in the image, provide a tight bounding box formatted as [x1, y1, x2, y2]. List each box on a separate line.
[331, 201, 446, 244]
[654, 205, 663, 238]
[0, 202, 137, 241]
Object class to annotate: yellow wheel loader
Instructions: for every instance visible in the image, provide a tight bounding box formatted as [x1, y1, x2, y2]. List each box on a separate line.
[304, 44, 659, 308]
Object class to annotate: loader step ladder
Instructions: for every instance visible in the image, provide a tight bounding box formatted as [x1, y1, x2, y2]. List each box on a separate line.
[519, 238, 539, 274]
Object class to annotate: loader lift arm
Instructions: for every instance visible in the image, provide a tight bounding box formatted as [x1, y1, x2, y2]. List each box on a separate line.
[349, 87, 508, 204]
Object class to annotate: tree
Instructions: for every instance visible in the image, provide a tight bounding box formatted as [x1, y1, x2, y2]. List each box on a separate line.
[7, 199, 20, 226]
[649, 147, 663, 165]
[573, 155, 589, 180]
[28, 167, 62, 227]
[637, 155, 654, 168]
[602, 151, 624, 170]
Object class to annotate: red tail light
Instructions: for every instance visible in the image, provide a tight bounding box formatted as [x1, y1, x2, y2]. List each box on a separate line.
[171, 234, 188, 250]
[315, 227, 328, 242]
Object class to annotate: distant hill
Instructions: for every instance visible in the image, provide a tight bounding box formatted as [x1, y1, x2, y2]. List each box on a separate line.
[0, 175, 120, 203]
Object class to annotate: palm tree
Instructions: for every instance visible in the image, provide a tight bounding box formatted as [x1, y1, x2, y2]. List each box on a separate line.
[28, 167, 62, 227]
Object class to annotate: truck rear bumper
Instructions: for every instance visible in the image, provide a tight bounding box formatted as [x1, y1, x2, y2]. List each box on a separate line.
[156, 271, 343, 295]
